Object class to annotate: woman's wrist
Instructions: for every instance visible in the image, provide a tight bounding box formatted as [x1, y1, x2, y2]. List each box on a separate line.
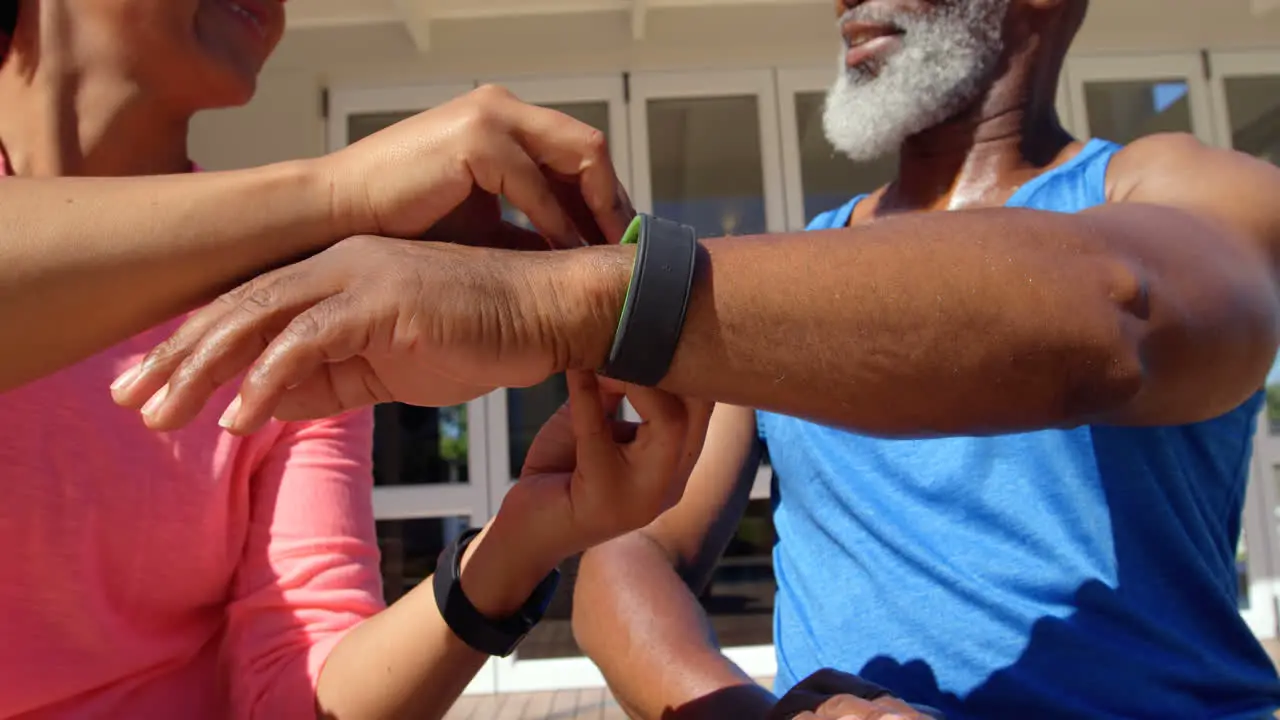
[457, 517, 563, 619]
[294, 155, 367, 241]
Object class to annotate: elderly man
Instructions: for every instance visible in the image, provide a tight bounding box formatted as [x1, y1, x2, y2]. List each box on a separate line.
[114, 0, 1280, 717]
[567, 1, 1280, 717]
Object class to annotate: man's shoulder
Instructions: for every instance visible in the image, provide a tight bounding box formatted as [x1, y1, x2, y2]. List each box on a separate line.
[1104, 132, 1255, 203]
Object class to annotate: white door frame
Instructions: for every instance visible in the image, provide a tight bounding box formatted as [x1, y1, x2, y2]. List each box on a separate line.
[476, 75, 646, 692]
[776, 67, 832, 233]
[1063, 53, 1216, 145]
[1243, 420, 1278, 640]
[370, 398, 499, 695]
[628, 69, 788, 235]
[1206, 49, 1280, 639]
[328, 83, 516, 693]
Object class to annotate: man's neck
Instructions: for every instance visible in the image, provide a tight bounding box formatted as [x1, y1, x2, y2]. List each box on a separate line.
[0, 54, 191, 177]
[879, 58, 1077, 214]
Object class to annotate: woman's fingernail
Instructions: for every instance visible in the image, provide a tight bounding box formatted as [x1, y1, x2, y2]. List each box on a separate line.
[218, 395, 242, 430]
[111, 364, 141, 393]
[141, 385, 170, 418]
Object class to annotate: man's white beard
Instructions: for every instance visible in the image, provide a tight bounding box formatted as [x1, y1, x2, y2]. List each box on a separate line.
[823, 0, 1010, 162]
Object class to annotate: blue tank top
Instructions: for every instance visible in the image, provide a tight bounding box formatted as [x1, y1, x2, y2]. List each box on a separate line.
[761, 139, 1280, 718]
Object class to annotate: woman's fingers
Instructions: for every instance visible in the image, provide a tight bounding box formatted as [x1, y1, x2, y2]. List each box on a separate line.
[497, 96, 634, 244]
[567, 370, 621, 473]
[466, 131, 579, 249]
[619, 385, 690, 512]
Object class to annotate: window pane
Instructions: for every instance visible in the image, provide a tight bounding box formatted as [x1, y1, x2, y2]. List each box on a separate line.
[377, 516, 472, 604]
[1084, 80, 1192, 142]
[508, 375, 569, 479]
[373, 404, 469, 486]
[794, 91, 897, 226]
[1224, 76, 1280, 164]
[1223, 75, 1280, 433]
[647, 96, 766, 238]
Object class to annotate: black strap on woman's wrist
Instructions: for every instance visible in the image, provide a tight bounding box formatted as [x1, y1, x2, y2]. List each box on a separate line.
[432, 529, 560, 657]
[600, 214, 699, 387]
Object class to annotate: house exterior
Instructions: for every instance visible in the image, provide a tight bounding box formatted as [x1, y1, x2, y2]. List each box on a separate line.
[188, 0, 1280, 696]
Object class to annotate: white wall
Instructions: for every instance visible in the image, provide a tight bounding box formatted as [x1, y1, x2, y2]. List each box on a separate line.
[189, 0, 1280, 170]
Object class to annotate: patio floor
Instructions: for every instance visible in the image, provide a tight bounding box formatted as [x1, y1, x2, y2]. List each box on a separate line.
[444, 639, 1280, 719]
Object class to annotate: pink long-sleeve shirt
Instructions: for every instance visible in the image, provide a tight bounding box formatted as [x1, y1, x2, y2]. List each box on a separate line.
[0, 158, 385, 719]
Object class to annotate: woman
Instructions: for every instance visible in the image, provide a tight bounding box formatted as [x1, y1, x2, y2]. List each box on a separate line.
[0, 1, 706, 718]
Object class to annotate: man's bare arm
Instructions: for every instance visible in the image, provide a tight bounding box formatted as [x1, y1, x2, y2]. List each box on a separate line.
[573, 404, 774, 720]
[555, 137, 1279, 434]
[125, 137, 1280, 438]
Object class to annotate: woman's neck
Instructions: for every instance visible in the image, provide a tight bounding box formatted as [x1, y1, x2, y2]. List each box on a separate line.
[0, 52, 191, 177]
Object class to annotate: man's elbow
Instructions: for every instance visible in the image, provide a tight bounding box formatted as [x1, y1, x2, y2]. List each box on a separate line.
[1071, 264, 1280, 426]
[1054, 260, 1150, 421]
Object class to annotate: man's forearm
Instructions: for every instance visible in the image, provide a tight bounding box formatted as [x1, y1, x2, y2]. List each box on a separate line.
[567, 204, 1275, 433]
[0, 160, 344, 391]
[574, 534, 776, 720]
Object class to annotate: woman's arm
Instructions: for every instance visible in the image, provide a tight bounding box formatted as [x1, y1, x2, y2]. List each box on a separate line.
[316, 374, 711, 719]
[1, 85, 631, 393]
[0, 162, 338, 393]
[219, 409, 547, 719]
[226, 372, 710, 720]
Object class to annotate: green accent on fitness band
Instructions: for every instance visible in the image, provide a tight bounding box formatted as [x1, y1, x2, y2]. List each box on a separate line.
[601, 213, 699, 387]
[615, 215, 642, 335]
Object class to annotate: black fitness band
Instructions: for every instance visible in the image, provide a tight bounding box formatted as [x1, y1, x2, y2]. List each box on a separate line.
[433, 529, 561, 657]
[600, 214, 699, 386]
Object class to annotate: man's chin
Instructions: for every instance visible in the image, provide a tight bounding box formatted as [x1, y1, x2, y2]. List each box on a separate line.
[824, 122, 907, 163]
[836, 143, 899, 163]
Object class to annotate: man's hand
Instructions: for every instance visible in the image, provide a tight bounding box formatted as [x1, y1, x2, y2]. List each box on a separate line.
[768, 670, 942, 720]
[324, 83, 634, 248]
[110, 237, 632, 433]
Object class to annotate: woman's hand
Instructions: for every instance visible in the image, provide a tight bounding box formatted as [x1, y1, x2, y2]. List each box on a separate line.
[459, 372, 713, 615]
[323, 83, 634, 249]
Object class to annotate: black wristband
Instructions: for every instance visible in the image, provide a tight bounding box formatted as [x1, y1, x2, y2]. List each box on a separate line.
[600, 214, 699, 386]
[432, 529, 560, 658]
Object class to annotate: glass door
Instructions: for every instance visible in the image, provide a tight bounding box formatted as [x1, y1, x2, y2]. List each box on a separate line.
[1067, 52, 1273, 638]
[1064, 54, 1215, 145]
[624, 69, 787, 682]
[475, 75, 633, 694]
[777, 66, 899, 232]
[327, 81, 500, 694]
[1208, 50, 1280, 639]
[628, 69, 787, 237]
